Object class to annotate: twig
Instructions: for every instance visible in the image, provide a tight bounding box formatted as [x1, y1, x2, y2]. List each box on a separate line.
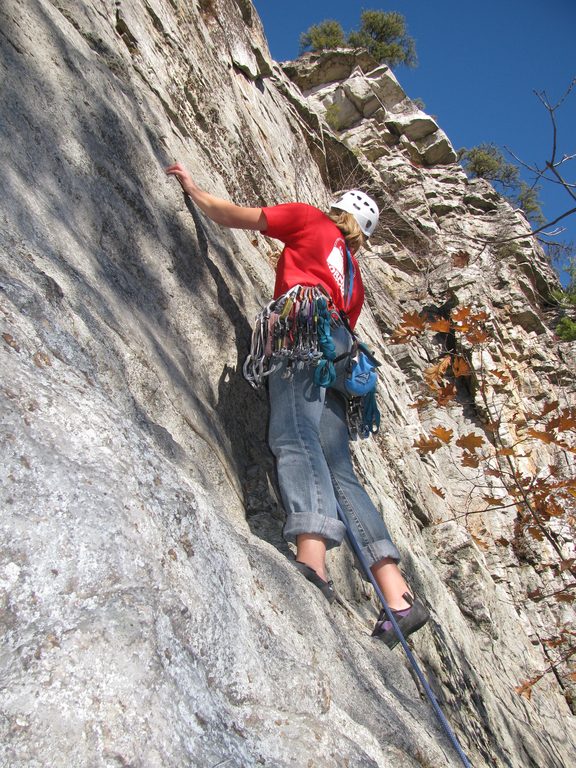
[546, 160, 576, 204]
[519, 644, 576, 693]
[534, 88, 559, 168]
[537, 227, 567, 239]
[473, 205, 576, 247]
[505, 147, 575, 190]
[529, 583, 576, 602]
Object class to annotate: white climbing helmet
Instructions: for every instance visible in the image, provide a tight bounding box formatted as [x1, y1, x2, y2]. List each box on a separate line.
[331, 190, 379, 238]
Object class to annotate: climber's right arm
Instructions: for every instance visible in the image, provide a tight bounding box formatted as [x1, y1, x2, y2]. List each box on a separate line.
[165, 163, 267, 231]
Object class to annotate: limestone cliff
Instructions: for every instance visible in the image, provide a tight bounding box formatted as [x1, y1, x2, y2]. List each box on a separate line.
[1, 2, 574, 767]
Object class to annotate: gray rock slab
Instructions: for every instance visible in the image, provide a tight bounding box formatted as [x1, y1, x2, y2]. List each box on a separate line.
[1, 1, 575, 767]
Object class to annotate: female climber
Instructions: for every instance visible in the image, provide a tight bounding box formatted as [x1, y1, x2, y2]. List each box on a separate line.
[165, 162, 429, 648]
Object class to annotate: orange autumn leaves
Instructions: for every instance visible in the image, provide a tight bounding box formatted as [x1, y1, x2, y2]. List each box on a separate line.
[391, 305, 489, 346]
[390, 305, 576, 460]
[390, 305, 490, 459]
[390, 302, 576, 700]
[414, 426, 487, 468]
[526, 401, 576, 454]
[391, 304, 576, 523]
[524, 400, 576, 457]
[392, 306, 486, 411]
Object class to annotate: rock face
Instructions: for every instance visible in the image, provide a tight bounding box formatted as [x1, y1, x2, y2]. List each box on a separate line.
[288, 52, 457, 167]
[1, 2, 574, 767]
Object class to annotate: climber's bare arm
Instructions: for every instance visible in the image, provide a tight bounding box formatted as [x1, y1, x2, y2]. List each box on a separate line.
[165, 163, 267, 231]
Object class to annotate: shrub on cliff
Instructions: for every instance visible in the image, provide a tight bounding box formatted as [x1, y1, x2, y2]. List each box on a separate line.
[300, 10, 417, 69]
[299, 20, 346, 53]
[460, 143, 519, 188]
[556, 315, 576, 341]
[460, 143, 546, 225]
[347, 11, 417, 68]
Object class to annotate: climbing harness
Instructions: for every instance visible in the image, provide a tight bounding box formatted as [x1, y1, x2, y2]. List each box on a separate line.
[243, 243, 357, 390]
[336, 502, 473, 768]
[243, 281, 382, 440]
[243, 248, 383, 437]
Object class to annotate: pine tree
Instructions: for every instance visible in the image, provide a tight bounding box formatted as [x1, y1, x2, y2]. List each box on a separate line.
[299, 20, 345, 54]
[347, 10, 417, 68]
[299, 10, 416, 69]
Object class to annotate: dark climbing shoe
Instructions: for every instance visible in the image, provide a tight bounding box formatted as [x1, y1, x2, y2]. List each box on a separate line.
[294, 561, 336, 603]
[371, 592, 429, 649]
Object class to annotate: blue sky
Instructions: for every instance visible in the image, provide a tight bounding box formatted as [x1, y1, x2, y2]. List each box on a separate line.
[252, 1, 576, 285]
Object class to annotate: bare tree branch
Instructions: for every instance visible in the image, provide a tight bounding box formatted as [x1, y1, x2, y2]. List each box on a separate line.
[506, 146, 575, 190]
[471, 206, 576, 248]
[495, 78, 576, 251]
[535, 88, 559, 167]
[546, 160, 576, 204]
[538, 228, 568, 239]
[551, 77, 576, 111]
[559, 152, 576, 167]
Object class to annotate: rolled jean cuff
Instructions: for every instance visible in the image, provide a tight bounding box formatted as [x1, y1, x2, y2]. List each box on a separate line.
[284, 511, 347, 550]
[363, 538, 401, 567]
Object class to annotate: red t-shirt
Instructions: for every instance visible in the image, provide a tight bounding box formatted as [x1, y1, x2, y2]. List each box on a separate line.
[261, 202, 365, 328]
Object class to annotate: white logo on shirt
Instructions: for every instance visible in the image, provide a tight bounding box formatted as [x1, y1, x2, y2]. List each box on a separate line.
[327, 241, 345, 295]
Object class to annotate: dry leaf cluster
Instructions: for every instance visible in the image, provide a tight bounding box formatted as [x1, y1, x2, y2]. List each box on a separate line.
[388, 303, 576, 700]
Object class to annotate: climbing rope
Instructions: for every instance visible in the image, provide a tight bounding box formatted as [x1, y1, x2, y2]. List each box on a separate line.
[336, 502, 473, 768]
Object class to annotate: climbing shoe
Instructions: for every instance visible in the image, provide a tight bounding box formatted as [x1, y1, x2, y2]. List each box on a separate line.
[371, 592, 429, 649]
[293, 561, 336, 603]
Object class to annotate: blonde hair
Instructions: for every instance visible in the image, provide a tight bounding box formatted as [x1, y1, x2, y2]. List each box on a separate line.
[327, 208, 365, 254]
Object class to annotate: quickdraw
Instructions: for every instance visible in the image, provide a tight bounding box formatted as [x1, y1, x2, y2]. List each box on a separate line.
[243, 285, 340, 389]
[346, 391, 381, 440]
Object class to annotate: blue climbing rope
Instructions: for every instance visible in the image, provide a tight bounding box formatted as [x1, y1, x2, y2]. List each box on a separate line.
[336, 502, 473, 768]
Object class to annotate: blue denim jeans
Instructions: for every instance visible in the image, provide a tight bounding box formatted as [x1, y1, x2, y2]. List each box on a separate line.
[268, 328, 401, 567]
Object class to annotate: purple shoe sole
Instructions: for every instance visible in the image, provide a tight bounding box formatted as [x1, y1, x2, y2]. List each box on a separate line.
[372, 597, 430, 649]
